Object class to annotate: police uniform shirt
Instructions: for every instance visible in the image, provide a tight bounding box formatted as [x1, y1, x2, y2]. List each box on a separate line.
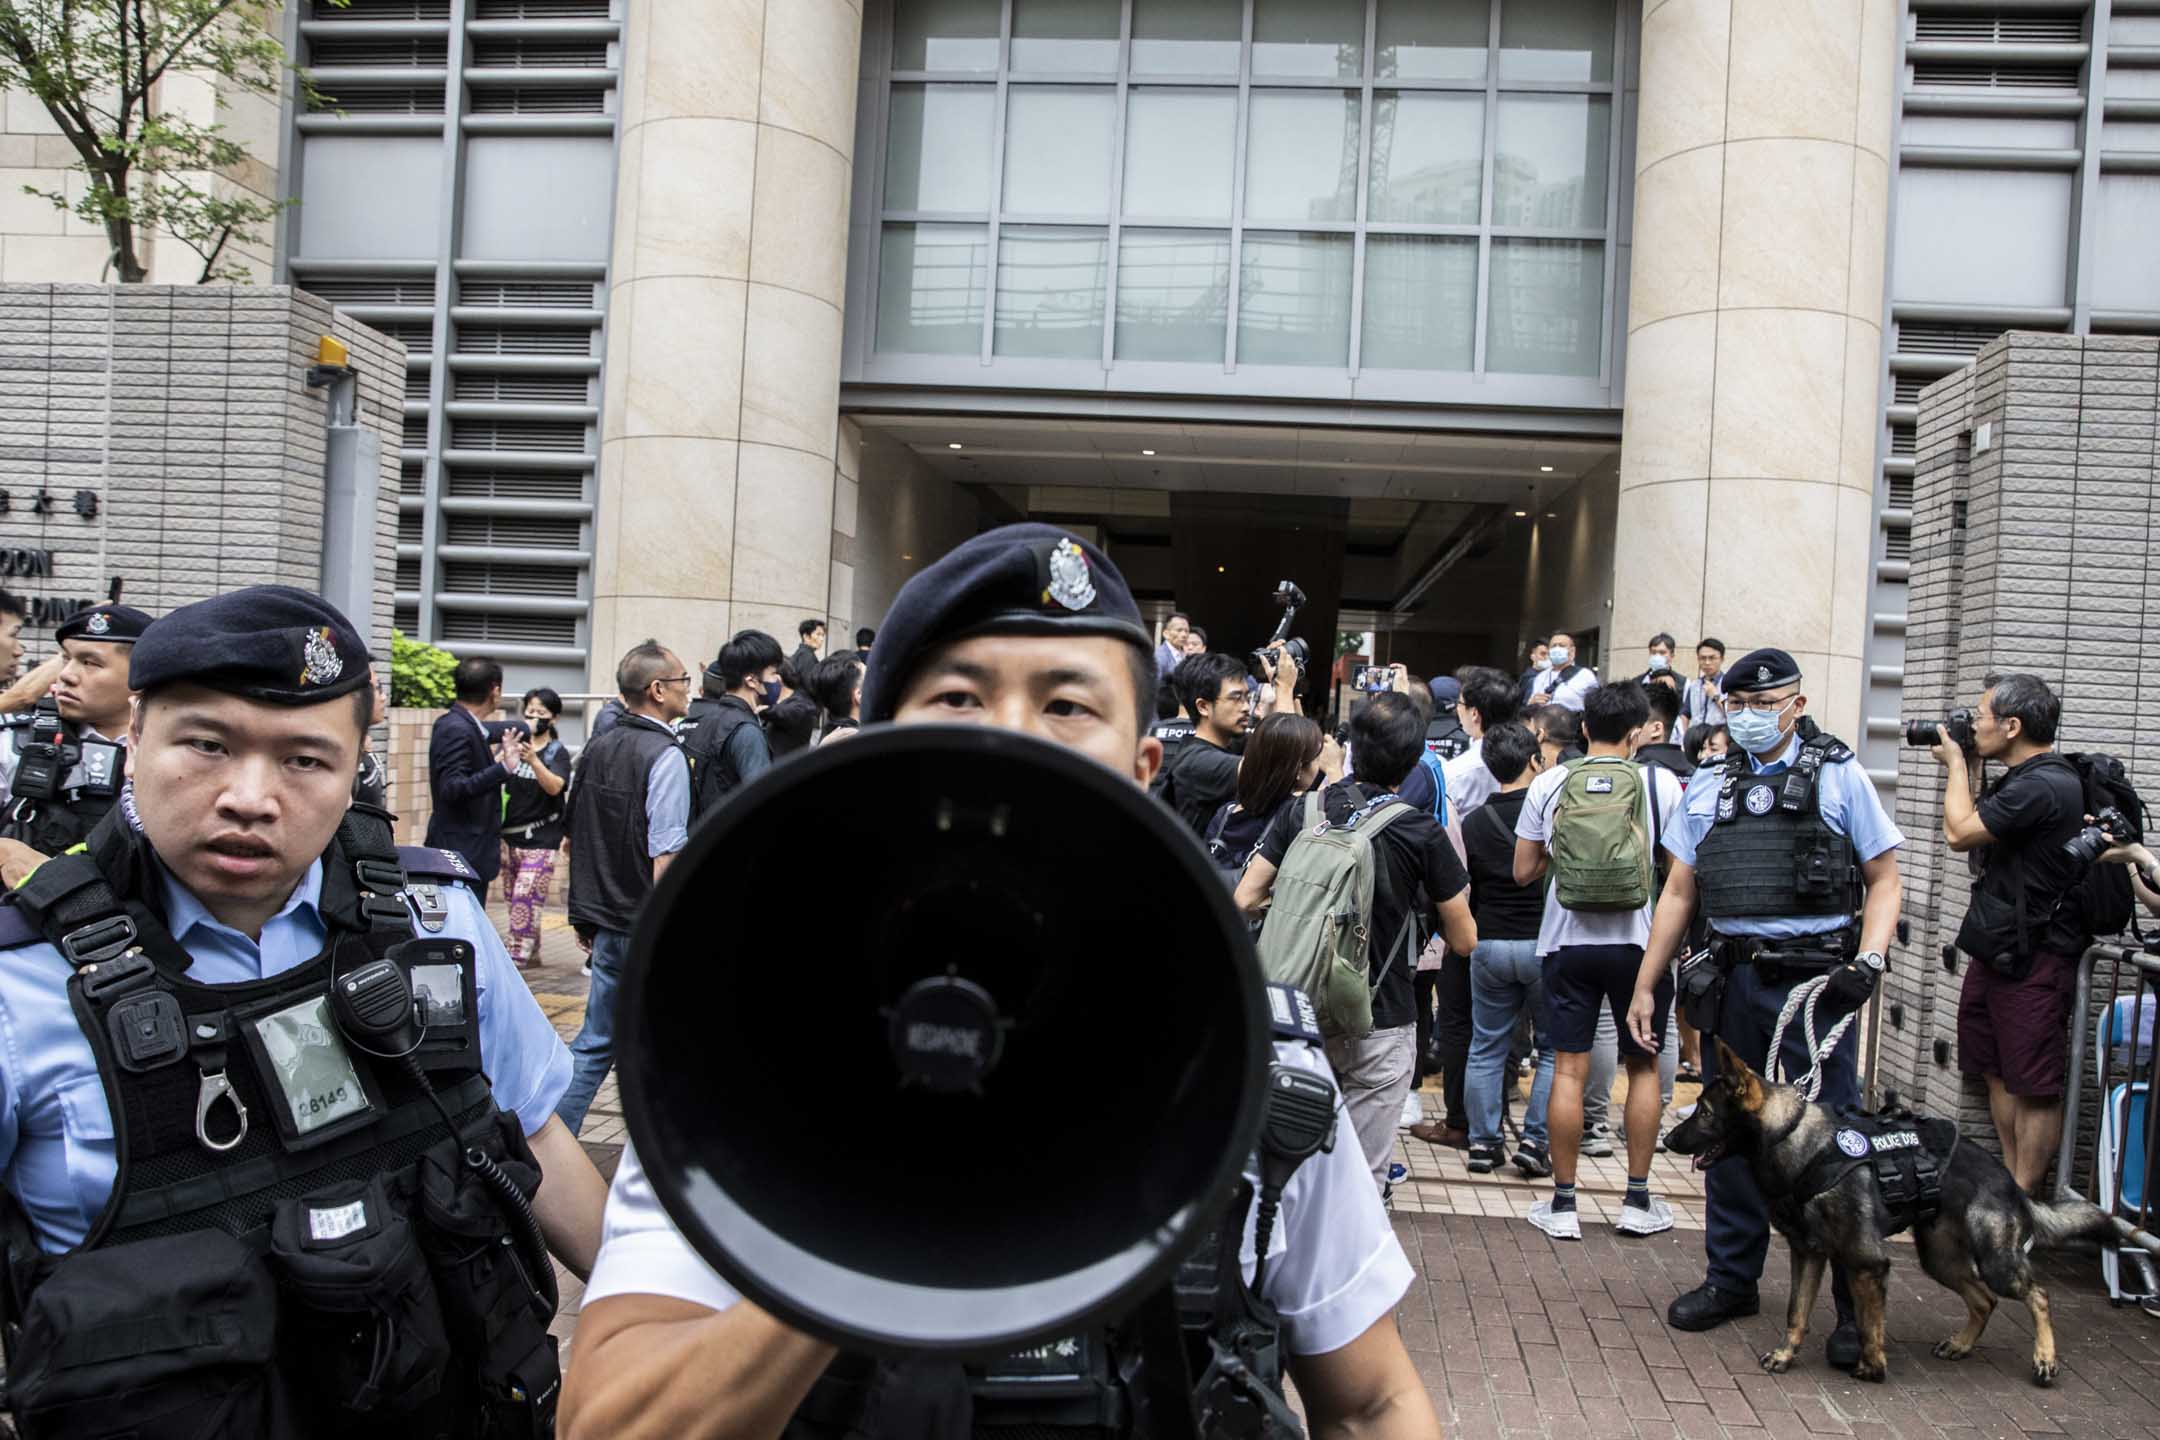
[584, 1040, 1416, 1361]
[1532, 666, 1600, 712]
[1441, 737, 1498, 819]
[1662, 730, 1904, 939]
[0, 721, 123, 811]
[0, 860, 572, 1252]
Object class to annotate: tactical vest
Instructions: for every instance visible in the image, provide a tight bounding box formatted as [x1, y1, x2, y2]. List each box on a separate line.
[682, 694, 763, 817]
[566, 713, 682, 935]
[0, 806, 560, 1440]
[1779, 1103, 1959, 1238]
[1424, 719, 1469, 761]
[1, 704, 124, 857]
[1695, 725, 1863, 926]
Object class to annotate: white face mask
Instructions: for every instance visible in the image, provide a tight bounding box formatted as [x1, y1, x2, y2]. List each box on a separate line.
[1549, 647, 1571, 668]
[1648, 653, 1670, 672]
[1534, 657, 1552, 672]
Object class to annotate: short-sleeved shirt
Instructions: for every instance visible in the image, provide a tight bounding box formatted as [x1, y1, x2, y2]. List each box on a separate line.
[1662, 731, 1904, 939]
[1443, 738, 1498, 819]
[0, 858, 572, 1252]
[1974, 753, 2091, 954]
[583, 1039, 1413, 1360]
[645, 744, 692, 857]
[1157, 736, 1241, 839]
[1255, 781, 1470, 1029]
[1515, 757, 1687, 956]
[1532, 666, 1600, 712]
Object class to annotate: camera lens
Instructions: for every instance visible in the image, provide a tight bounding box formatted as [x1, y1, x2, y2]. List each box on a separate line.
[1903, 720, 1940, 748]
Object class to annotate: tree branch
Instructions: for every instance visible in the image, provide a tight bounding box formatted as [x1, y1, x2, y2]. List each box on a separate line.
[141, 0, 239, 95]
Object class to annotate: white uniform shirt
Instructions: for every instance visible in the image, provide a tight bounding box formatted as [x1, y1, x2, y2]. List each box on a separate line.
[583, 1040, 1414, 1360]
[1515, 758, 1687, 956]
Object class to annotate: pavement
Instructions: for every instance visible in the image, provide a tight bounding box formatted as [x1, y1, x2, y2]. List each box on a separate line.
[498, 893, 2160, 1435]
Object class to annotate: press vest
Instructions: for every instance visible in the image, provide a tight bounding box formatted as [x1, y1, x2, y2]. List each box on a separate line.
[682, 692, 763, 817]
[1694, 726, 1863, 927]
[566, 712, 681, 935]
[0, 704, 124, 857]
[1424, 718, 1470, 761]
[0, 806, 560, 1440]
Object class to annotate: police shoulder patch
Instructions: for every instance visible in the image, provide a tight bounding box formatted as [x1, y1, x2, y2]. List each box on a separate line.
[396, 845, 478, 887]
[1264, 982, 1323, 1045]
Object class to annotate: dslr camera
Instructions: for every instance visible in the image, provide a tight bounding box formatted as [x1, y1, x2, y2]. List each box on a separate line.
[1247, 581, 1309, 688]
[2064, 805, 2139, 868]
[1904, 708, 1976, 751]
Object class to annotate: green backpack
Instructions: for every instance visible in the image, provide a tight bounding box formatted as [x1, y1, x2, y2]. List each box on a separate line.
[1254, 790, 1417, 1043]
[1548, 757, 1663, 912]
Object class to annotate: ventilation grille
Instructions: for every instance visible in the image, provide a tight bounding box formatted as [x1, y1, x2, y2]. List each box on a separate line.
[472, 38, 608, 67]
[453, 372, 591, 403]
[1911, 62, 2081, 89]
[1884, 528, 1913, 563]
[1896, 321, 2012, 356]
[396, 556, 422, 590]
[475, 0, 611, 15]
[446, 467, 586, 500]
[377, 320, 438, 348]
[1890, 423, 1916, 457]
[402, 462, 427, 494]
[394, 605, 420, 633]
[406, 369, 431, 400]
[440, 611, 579, 646]
[441, 562, 580, 597]
[1889, 474, 1915, 510]
[307, 35, 449, 66]
[397, 512, 425, 546]
[303, 276, 437, 306]
[1894, 374, 1927, 405]
[456, 326, 593, 356]
[445, 514, 584, 549]
[449, 419, 587, 452]
[314, 0, 450, 18]
[467, 85, 606, 114]
[1912, 13, 2084, 44]
[306, 85, 447, 113]
[403, 416, 431, 449]
[459, 280, 595, 308]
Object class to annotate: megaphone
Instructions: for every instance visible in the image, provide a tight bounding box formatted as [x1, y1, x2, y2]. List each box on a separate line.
[617, 724, 1270, 1357]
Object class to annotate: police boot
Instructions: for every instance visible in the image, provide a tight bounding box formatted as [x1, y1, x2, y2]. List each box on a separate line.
[1667, 1281, 1761, 1332]
[1826, 1311, 1861, 1370]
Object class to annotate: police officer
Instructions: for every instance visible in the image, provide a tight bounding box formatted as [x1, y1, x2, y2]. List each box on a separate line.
[0, 603, 150, 886]
[560, 525, 1443, 1440]
[1627, 648, 1903, 1368]
[0, 585, 609, 1436]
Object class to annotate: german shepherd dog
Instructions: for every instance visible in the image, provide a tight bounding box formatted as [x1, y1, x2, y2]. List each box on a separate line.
[1666, 1040, 2113, 1387]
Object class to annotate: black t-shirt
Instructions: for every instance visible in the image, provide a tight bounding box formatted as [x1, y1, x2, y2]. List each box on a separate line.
[1462, 788, 1542, 941]
[502, 736, 571, 847]
[1156, 735, 1241, 838]
[1256, 780, 1470, 1030]
[1974, 752, 2092, 954]
[1205, 791, 1304, 872]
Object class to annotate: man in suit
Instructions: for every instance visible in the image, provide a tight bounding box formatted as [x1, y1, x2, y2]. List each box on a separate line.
[425, 654, 524, 903]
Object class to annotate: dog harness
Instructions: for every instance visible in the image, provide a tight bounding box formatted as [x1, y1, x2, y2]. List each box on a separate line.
[1786, 1104, 1959, 1235]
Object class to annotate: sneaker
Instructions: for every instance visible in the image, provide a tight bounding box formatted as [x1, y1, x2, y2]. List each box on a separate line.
[1465, 1143, 1504, 1173]
[1512, 1143, 1553, 1179]
[1387, 1162, 1410, 1188]
[1527, 1200, 1582, 1241]
[1519, 1057, 1533, 1077]
[1399, 1093, 1425, 1128]
[580, 963, 592, 977]
[1615, 1196, 1675, 1237]
[1581, 1123, 1615, 1158]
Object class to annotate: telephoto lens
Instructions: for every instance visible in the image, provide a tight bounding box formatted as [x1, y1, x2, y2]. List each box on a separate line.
[1904, 708, 1976, 749]
[1903, 720, 1940, 748]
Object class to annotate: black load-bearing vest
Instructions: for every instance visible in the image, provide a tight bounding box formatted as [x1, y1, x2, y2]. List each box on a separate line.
[0, 703, 124, 859]
[1779, 1103, 1960, 1237]
[0, 805, 560, 1440]
[1695, 722, 1864, 925]
[682, 688, 764, 820]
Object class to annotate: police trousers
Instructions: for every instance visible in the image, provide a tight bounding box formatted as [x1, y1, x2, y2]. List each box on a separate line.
[1701, 960, 1859, 1314]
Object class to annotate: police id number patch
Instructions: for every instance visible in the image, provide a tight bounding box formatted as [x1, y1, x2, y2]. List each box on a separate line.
[249, 995, 374, 1141]
[308, 1198, 369, 1243]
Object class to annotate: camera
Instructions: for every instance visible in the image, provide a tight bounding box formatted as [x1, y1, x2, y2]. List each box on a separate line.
[1904, 708, 1976, 750]
[2063, 805, 2138, 868]
[1247, 581, 1309, 688]
[1353, 665, 1393, 693]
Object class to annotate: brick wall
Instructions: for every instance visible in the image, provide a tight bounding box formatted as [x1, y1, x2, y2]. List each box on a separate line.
[1880, 332, 2160, 1175]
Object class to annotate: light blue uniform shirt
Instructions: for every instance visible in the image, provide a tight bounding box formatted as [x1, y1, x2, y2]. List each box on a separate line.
[1663, 731, 1904, 939]
[0, 858, 572, 1252]
[645, 746, 690, 857]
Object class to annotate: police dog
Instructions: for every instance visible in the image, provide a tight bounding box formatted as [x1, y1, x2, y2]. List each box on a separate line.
[1666, 1040, 2111, 1387]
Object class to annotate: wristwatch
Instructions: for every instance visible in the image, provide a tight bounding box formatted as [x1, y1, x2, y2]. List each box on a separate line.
[1855, 951, 1886, 974]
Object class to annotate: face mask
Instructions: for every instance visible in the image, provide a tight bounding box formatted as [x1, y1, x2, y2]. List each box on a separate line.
[1549, 647, 1571, 668]
[1534, 657, 1552, 672]
[1648, 654, 1670, 672]
[1726, 700, 1792, 756]
[762, 678, 782, 707]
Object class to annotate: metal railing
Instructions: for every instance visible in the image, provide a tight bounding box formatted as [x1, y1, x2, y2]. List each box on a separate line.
[2057, 942, 2160, 1282]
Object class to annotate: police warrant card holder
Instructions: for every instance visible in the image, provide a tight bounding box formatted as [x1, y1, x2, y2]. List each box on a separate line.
[235, 991, 383, 1151]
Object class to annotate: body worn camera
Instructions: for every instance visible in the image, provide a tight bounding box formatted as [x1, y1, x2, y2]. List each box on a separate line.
[1247, 581, 1309, 689]
[12, 700, 77, 802]
[1904, 707, 1976, 751]
[2064, 805, 2138, 867]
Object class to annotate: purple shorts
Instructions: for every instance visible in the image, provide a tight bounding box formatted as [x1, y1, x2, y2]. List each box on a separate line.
[1957, 950, 2078, 1098]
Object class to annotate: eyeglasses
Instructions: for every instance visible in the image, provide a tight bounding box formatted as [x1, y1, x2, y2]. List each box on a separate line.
[655, 674, 693, 689]
[1726, 693, 1799, 714]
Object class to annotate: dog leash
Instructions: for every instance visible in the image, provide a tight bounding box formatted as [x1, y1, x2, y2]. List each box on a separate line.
[1765, 973, 1860, 1101]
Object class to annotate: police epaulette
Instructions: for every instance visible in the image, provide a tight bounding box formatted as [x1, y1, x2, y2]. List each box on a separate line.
[1806, 733, 1856, 766]
[397, 845, 480, 887]
[0, 895, 45, 951]
[1264, 983, 1323, 1045]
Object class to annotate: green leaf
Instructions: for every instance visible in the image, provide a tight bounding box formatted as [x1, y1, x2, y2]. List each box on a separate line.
[390, 630, 460, 710]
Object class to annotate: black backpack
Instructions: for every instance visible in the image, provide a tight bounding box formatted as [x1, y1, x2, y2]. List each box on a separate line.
[2062, 751, 2145, 940]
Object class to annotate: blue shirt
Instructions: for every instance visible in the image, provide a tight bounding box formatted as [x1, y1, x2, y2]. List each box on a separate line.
[0, 859, 572, 1252]
[1663, 732, 1904, 938]
[645, 745, 691, 856]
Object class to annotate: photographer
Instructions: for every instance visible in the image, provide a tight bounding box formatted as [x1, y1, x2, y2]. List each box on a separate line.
[1154, 647, 1300, 839]
[1933, 673, 2092, 1194]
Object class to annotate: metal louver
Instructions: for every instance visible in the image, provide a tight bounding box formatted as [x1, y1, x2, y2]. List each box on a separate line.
[440, 613, 580, 646]
[307, 36, 450, 66]
[1896, 321, 2015, 356]
[445, 514, 584, 549]
[1912, 14, 2084, 44]
[467, 87, 607, 114]
[474, 0, 610, 16]
[472, 38, 609, 67]
[306, 85, 449, 114]
[1910, 62, 2082, 89]
[304, 277, 438, 306]
[449, 420, 588, 452]
[314, 0, 450, 18]
[445, 468, 588, 501]
[452, 373, 592, 403]
[459, 280, 596, 308]
[456, 327, 594, 356]
[441, 562, 581, 598]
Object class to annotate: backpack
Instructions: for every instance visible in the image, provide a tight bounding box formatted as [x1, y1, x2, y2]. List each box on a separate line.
[1253, 790, 1415, 1043]
[1415, 751, 1449, 826]
[1547, 757, 1662, 912]
[2061, 751, 2146, 940]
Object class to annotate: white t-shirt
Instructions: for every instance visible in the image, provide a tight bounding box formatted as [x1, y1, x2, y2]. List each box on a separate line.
[1442, 737, 1498, 819]
[1532, 666, 1600, 712]
[583, 1041, 1413, 1361]
[1514, 756, 1687, 956]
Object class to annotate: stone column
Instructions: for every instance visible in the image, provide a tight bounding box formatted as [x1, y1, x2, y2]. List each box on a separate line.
[1611, 0, 1898, 735]
[589, 0, 862, 685]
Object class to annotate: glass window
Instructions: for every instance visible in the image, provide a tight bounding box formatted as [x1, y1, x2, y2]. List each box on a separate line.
[1360, 236, 1477, 370]
[1493, 94, 1609, 229]
[1011, 0, 1120, 73]
[893, 0, 1001, 72]
[1238, 232, 1353, 365]
[885, 85, 996, 213]
[1369, 92, 1484, 224]
[2092, 176, 2160, 311]
[1116, 229, 1232, 362]
[1486, 237, 1602, 376]
[878, 223, 989, 354]
[1376, 0, 1490, 80]
[995, 226, 1109, 359]
[1244, 91, 1362, 223]
[1123, 89, 1237, 219]
[1131, 0, 1241, 75]
[1003, 87, 1117, 216]
[1252, 0, 1363, 79]
[1497, 0, 1612, 82]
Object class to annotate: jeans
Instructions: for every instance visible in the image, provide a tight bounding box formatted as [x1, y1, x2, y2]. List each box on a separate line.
[1582, 1008, 1681, 1130]
[1324, 1023, 1417, 1190]
[1467, 938, 1552, 1151]
[555, 926, 628, 1135]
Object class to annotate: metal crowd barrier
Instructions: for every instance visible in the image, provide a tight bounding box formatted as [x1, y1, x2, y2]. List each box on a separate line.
[2056, 941, 2160, 1291]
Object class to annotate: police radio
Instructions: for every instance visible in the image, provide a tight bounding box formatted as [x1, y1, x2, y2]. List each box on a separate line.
[12, 699, 76, 803]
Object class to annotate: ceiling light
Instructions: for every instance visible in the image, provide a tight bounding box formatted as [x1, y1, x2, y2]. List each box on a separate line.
[1544, 511, 1556, 519]
[902, 553, 913, 561]
[1141, 449, 1156, 456]
[1217, 565, 1226, 573]
[1513, 510, 1529, 518]
[1539, 465, 1554, 473]
[947, 442, 964, 450]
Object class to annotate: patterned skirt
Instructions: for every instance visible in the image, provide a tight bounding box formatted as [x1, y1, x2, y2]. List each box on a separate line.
[500, 842, 559, 966]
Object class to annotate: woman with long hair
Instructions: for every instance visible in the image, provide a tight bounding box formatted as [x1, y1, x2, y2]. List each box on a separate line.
[1203, 713, 1333, 875]
[500, 686, 570, 968]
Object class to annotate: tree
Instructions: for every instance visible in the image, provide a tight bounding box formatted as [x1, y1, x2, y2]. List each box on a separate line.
[390, 630, 457, 709]
[0, 0, 316, 282]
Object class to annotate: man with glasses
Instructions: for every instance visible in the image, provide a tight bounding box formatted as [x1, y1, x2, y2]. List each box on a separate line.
[558, 639, 695, 1134]
[1624, 648, 1904, 1369]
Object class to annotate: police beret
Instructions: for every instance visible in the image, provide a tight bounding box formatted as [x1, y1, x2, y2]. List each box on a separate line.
[1428, 676, 1461, 708]
[1724, 647, 1803, 694]
[861, 524, 1151, 725]
[129, 585, 373, 705]
[55, 603, 152, 646]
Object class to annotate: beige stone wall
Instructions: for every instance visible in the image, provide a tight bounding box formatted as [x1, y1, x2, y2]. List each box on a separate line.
[1610, 0, 1898, 737]
[384, 707, 437, 847]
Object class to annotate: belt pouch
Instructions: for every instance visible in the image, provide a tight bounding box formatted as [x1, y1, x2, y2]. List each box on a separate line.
[8, 1230, 285, 1440]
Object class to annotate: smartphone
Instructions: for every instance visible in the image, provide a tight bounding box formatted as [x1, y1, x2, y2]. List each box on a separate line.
[1354, 665, 1392, 692]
